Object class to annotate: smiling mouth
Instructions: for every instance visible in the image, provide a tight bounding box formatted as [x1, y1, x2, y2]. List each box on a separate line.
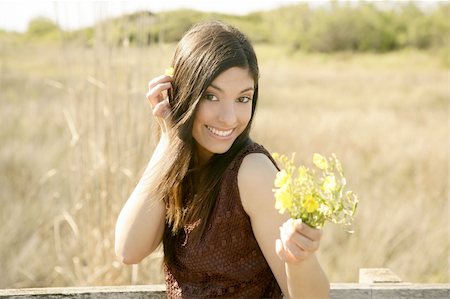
[205, 125, 234, 137]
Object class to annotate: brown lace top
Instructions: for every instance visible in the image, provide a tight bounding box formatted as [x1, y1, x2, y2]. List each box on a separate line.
[164, 142, 283, 298]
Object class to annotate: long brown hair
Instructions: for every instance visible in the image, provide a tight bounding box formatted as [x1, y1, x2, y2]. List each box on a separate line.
[152, 21, 260, 261]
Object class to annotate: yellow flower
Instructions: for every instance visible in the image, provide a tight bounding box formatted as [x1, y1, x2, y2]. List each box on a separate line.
[313, 153, 328, 170]
[318, 204, 330, 215]
[275, 169, 289, 188]
[304, 194, 319, 213]
[296, 166, 309, 184]
[272, 151, 358, 232]
[323, 175, 337, 193]
[274, 186, 293, 214]
[165, 67, 174, 77]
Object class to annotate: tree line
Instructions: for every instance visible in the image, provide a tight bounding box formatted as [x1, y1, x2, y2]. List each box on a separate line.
[7, 1, 450, 52]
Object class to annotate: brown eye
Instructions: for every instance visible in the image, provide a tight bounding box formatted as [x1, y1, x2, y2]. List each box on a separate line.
[237, 96, 252, 103]
[204, 93, 218, 101]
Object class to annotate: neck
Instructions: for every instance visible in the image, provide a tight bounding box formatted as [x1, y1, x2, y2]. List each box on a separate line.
[195, 145, 213, 166]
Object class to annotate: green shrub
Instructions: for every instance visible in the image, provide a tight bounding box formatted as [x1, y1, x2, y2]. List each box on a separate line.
[22, 2, 449, 52]
[26, 17, 59, 40]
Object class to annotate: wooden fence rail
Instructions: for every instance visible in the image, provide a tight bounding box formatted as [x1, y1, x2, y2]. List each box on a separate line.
[0, 268, 448, 299]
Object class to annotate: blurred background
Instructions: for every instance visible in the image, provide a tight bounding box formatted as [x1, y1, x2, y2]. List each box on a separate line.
[0, 0, 448, 288]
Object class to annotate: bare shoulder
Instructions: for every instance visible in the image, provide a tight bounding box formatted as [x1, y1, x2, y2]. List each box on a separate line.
[238, 153, 278, 186]
[237, 153, 279, 216]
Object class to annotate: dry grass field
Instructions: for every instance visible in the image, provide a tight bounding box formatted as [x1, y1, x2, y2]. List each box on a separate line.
[0, 41, 448, 288]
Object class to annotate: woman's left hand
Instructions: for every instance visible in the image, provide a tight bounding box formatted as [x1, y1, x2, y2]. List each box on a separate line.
[276, 219, 323, 264]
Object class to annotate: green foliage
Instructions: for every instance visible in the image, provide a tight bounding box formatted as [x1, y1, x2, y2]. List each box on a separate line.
[26, 16, 59, 40]
[301, 3, 398, 52]
[211, 12, 272, 43]
[16, 2, 450, 52]
[261, 4, 312, 48]
[158, 10, 207, 43]
[262, 2, 448, 53]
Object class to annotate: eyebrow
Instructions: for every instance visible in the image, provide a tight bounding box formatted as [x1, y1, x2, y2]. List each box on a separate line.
[209, 83, 254, 94]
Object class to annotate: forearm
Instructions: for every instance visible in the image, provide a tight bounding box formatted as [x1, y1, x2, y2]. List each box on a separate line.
[285, 254, 330, 299]
[115, 135, 169, 264]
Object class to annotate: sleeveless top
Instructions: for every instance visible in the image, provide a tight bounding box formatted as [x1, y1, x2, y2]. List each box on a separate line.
[164, 142, 283, 298]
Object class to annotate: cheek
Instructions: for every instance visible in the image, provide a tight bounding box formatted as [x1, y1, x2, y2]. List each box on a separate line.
[192, 115, 203, 138]
[192, 103, 209, 135]
[196, 100, 214, 120]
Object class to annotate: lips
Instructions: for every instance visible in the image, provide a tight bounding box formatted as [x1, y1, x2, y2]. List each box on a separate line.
[205, 125, 234, 137]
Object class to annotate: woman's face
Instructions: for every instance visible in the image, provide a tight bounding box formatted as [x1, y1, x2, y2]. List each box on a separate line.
[192, 67, 254, 163]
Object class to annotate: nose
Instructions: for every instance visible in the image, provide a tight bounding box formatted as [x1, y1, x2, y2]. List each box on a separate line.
[217, 101, 237, 126]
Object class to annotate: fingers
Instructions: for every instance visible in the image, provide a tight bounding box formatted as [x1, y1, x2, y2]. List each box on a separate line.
[276, 239, 289, 262]
[276, 238, 308, 264]
[292, 220, 323, 242]
[280, 226, 320, 252]
[146, 74, 173, 131]
[146, 81, 172, 107]
[152, 98, 171, 119]
[280, 225, 319, 252]
[147, 74, 172, 101]
[277, 219, 323, 264]
[148, 74, 173, 90]
[276, 239, 284, 259]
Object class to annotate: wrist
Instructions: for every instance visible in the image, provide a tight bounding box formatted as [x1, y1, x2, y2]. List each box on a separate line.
[285, 252, 316, 268]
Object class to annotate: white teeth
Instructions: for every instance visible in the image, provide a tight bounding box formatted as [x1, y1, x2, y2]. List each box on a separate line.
[206, 126, 233, 137]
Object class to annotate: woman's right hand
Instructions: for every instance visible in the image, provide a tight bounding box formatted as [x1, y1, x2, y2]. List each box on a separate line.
[146, 73, 173, 132]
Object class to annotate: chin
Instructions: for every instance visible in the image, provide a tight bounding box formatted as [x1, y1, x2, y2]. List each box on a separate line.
[201, 139, 234, 154]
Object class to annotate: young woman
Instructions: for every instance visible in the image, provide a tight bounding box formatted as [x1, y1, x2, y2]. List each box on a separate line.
[115, 20, 329, 298]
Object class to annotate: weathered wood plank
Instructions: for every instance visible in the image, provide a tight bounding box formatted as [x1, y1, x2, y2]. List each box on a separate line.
[359, 268, 403, 284]
[371, 284, 450, 299]
[1, 284, 449, 299]
[0, 285, 166, 299]
[330, 283, 372, 299]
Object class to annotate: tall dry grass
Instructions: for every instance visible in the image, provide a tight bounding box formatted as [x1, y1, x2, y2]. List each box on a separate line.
[0, 38, 448, 287]
[254, 48, 448, 283]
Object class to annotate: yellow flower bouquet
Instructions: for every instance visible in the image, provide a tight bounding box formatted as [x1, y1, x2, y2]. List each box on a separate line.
[165, 67, 175, 77]
[272, 153, 358, 232]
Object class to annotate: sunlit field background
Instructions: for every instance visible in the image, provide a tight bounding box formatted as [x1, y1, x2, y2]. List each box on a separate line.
[0, 2, 448, 288]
